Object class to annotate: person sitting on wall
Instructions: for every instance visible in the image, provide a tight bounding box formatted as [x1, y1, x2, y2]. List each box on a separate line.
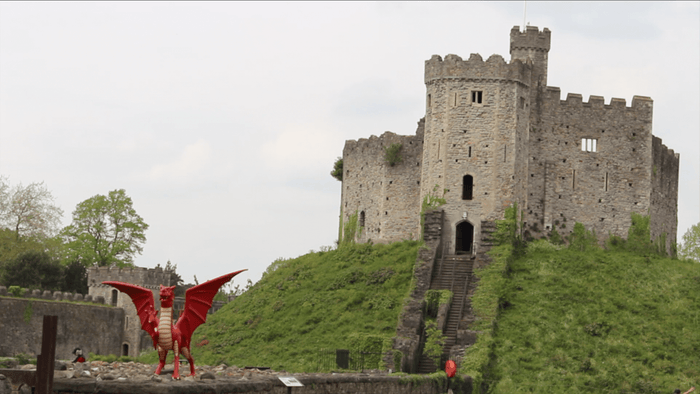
[72, 348, 85, 363]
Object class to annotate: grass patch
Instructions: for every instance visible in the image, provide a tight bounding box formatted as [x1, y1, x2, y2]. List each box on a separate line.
[486, 240, 700, 393]
[172, 241, 421, 372]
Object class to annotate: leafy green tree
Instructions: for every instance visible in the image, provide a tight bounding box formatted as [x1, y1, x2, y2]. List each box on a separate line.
[678, 222, 700, 262]
[62, 189, 148, 267]
[1, 250, 63, 290]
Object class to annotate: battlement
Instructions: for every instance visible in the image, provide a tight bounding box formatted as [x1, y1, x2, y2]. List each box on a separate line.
[87, 266, 171, 289]
[545, 87, 653, 112]
[510, 25, 551, 52]
[424, 52, 532, 85]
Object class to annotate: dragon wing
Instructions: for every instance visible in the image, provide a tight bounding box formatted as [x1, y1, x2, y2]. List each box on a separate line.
[102, 281, 159, 339]
[175, 270, 246, 347]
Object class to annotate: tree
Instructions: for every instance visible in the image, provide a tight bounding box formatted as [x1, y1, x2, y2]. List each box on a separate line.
[62, 189, 148, 267]
[678, 222, 700, 262]
[0, 250, 63, 291]
[0, 177, 64, 240]
[330, 158, 343, 181]
[63, 260, 88, 294]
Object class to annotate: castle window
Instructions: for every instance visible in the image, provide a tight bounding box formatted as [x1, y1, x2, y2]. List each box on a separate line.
[468, 146, 472, 157]
[111, 289, 118, 307]
[427, 94, 431, 108]
[604, 172, 609, 191]
[581, 138, 597, 152]
[359, 211, 365, 227]
[471, 90, 483, 104]
[462, 175, 474, 200]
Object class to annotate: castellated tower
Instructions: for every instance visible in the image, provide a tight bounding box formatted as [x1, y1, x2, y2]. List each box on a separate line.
[89, 266, 171, 357]
[338, 26, 679, 256]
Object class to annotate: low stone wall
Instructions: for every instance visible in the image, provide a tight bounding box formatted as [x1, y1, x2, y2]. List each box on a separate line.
[391, 209, 444, 373]
[0, 296, 124, 359]
[51, 374, 472, 394]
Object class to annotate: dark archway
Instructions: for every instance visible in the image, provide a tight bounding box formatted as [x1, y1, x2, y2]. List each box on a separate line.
[122, 343, 129, 357]
[455, 221, 474, 254]
[111, 289, 118, 307]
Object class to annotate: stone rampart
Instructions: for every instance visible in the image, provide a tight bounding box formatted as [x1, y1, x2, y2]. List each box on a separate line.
[51, 373, 473, 394]
[424, 53, 532, 86]
[87, 266, 171, 290]
[0, 296, 123, 359]
[650, 136, 680, 253]
[391, 209, 443, 373]
[527, 90, 655, 242]
[341, 120, 424, 244]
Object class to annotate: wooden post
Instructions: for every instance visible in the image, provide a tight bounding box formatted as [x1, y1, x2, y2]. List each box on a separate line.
[35, 315, 58, 394]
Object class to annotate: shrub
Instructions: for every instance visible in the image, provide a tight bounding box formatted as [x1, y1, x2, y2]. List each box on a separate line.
[330, 157, 343, 181]
[384, 143, 403, 166]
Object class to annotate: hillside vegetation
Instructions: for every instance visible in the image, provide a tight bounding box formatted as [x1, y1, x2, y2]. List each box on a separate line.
[459, 210, 700, 394]
[148, 241, 421, 372]
[134, 211, 698, 393]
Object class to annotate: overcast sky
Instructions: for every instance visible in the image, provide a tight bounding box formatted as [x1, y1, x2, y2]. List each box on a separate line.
[1, 2, 698, 287]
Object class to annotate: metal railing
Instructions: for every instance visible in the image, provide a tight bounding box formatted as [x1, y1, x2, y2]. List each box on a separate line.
[317, 349, 384, 372]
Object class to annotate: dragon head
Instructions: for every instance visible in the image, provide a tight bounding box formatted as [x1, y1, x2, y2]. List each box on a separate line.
[159, 284, 176, 308]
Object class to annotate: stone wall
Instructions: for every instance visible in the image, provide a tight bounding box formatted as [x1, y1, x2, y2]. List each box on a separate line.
[650, 136, 680, 253]
[341, 122, 425, 244]
[0, 296, 124, 359]
[528, 92, 656, 242]
[391, 209, 443, 373]
[52, 373, 473, 394]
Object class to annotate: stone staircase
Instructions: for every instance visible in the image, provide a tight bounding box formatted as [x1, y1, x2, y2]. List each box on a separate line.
[417, 255, 474, 374]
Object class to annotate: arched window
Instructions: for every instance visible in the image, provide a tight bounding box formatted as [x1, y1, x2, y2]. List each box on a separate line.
[111, 289, 118, 307]
[462, 175, 474, 200]
[359, 211, 365, 227]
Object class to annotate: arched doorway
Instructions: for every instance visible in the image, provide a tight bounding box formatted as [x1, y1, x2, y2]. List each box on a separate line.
[455, 221, 474, 254]
[122, 343, 129, 357]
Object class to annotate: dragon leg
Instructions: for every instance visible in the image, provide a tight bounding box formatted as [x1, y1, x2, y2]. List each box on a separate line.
[172, 340, 181, 380]
[155, 345, 167, 375]
[181, 346, 196, 376]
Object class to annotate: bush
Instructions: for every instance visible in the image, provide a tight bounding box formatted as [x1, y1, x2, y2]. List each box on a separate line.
[331, 157, 343, 181]
[384, 143, 403, 166]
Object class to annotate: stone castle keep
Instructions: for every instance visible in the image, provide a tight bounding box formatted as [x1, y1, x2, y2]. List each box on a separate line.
[340, 26, 680, 254]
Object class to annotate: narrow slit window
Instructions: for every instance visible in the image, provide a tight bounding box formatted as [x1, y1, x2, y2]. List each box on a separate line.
[468, 146, 472, 157]
[581, 138, 597, 152]
[462, 175, 474, 200]
[453, 92, 458, 106]
[572, 169, 576, 190]
[427, 94, 431, 108]
[604, 172, 609, 192]
[471, 91, 483, 104]
[504, 145, 507, 162]
[359, 211, 365, 227]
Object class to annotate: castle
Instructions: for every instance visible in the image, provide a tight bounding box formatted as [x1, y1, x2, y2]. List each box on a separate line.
[339, 26, 679, 254]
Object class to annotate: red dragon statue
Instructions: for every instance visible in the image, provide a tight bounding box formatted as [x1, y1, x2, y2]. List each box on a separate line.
[103, 270, 245, 379]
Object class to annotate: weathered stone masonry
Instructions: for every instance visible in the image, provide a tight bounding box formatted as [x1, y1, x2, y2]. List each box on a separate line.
[339, 26, 679, 255]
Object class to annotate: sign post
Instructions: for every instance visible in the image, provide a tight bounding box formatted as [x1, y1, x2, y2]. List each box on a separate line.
[279, 376, 303, 394]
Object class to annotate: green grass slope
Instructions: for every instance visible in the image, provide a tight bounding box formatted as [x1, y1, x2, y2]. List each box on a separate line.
[173, 241, 420, 372]
[488, 241, 700, 393]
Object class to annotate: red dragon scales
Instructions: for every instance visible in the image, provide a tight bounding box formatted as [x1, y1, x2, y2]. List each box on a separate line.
[103, 270, 245, 379]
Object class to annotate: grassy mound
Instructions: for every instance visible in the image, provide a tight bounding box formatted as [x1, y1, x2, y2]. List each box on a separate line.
[138, 241, 420, 372]
[487, 241, 700, 393]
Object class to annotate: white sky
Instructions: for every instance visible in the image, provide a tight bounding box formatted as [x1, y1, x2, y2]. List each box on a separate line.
[1, 2, 698, 286]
